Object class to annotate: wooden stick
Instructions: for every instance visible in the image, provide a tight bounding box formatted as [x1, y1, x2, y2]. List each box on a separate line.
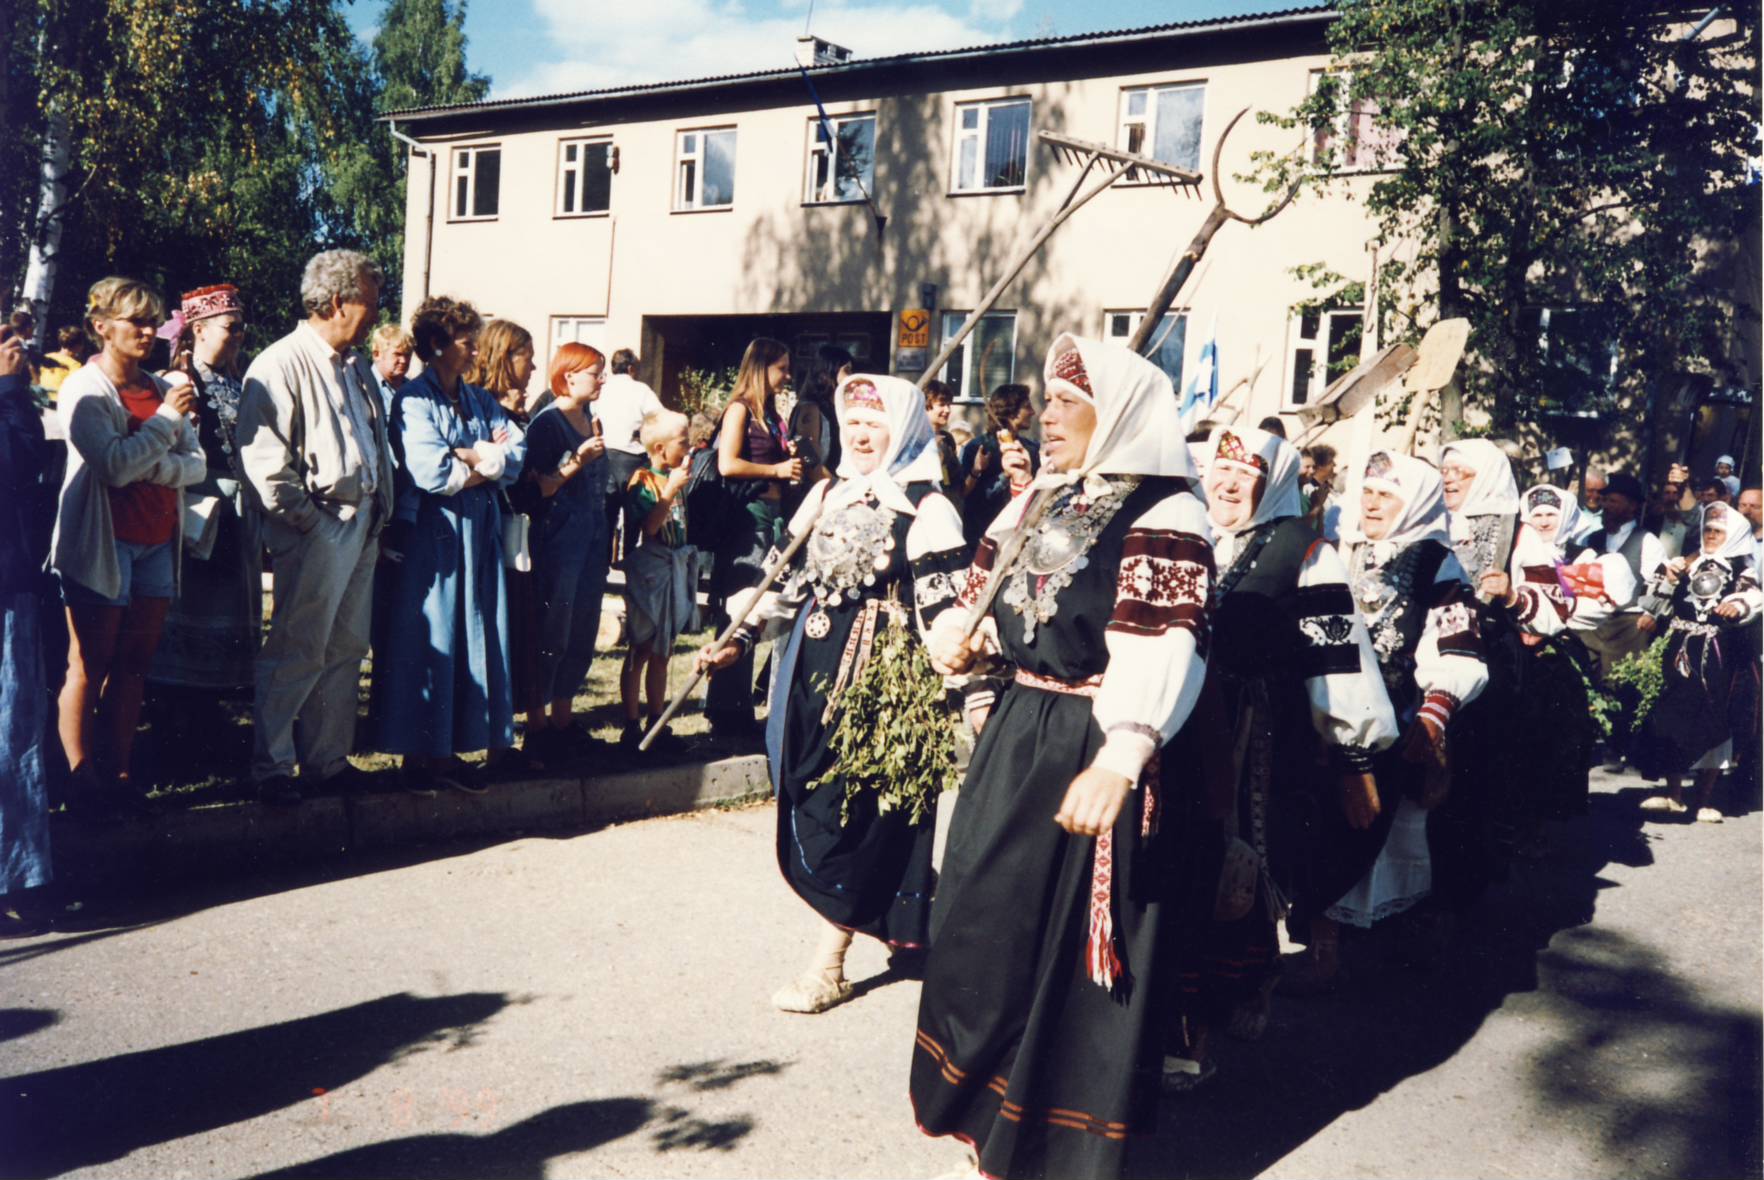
[641, 149, 1140, 751]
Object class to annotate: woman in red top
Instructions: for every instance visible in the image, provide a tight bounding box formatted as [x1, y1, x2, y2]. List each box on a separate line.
[52, 277, 204, 817]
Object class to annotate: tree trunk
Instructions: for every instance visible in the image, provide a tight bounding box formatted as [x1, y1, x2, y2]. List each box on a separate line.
[22, 107, 72, 319]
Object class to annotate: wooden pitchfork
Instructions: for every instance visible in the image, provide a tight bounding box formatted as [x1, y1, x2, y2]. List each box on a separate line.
[953, 109, 1303, 641]
[639, 131, 1204, 750]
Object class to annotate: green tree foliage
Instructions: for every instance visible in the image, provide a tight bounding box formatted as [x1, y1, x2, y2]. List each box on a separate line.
[9, 0, 489, 349]
[329, 0, 490, 311]
[1258, 1, 1760, 437]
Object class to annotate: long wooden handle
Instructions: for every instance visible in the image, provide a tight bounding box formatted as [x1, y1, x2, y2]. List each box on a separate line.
[638, 523, 815, 751]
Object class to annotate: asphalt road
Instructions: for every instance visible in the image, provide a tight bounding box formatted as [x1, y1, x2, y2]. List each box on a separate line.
[0, 766, 1758, 1180]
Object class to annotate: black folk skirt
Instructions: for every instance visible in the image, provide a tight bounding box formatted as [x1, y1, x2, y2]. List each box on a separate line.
[910, 679, 1169, 1180]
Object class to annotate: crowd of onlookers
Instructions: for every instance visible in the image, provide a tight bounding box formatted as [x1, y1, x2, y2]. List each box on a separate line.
[2, 248, 1759, 936]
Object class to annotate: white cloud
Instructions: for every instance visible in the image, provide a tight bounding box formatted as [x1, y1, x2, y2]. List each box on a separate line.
[498, 0, 1018, 98]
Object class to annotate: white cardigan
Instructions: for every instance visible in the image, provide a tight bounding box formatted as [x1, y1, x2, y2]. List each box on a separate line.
[51, 362, 205, 599]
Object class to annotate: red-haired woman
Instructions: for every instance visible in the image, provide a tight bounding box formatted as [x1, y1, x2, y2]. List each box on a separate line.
[706, 337, 801, 738]
[521, 342, 612, 761]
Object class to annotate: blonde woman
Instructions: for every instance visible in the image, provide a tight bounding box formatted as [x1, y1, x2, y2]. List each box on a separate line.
[53, 277, 205, 816]
[706, 337, 802, 739]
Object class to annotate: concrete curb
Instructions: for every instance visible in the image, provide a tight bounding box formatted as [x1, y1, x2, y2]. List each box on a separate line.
[51, 754, 772, 892]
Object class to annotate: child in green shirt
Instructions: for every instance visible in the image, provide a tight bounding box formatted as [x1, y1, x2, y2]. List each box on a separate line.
[621, 410, 695, 750]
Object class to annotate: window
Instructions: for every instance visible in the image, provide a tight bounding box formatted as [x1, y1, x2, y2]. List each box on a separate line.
[1285, 307, 1363, 408]
[938, 311, 1016, 401]
[557, 138, 613, 216]
[952, 98, 1031, 193]
[1307, 71, 1403, 171]
[1105, 311, 1187, 391]
[550, 316, 606, 364]
[676, 128, 737, 211]
[451, 145, 501, 220]
[805, 113, 876, 204]
[1118, 84, 1205, 172]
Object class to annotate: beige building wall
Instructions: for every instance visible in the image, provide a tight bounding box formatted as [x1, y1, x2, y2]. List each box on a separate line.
[396, 35, 1387, 443]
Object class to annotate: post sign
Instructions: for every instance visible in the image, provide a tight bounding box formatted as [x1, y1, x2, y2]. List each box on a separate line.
[898, 309, 931, 349]
[895, 308, 932, 372]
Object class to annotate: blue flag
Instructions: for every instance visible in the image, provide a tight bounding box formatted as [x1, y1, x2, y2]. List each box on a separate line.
[1180, 318, 1219, 423]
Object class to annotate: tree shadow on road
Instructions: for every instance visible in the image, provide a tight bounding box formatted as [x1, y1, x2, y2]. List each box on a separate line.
[0, 1008, 57, 1045]
[1530, 925, 1762, 1180]
[251, 1055, 790, 1177]
[253, 1096, 655, 1179]
[0, 990, 509, 1180]
[1129, 782, 1706, 1179]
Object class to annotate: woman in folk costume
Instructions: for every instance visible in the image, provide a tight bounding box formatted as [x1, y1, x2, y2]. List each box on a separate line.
[1430, 439, 1524, 907]
[1480, 485, 1636, 829]
[1307, 452, 1487, 973]
[1631, 501, 1761, 821]
[1163, 425, 1396, 1088]
[696, 375, 967, 1013]
[915, 334, 1212, 1180]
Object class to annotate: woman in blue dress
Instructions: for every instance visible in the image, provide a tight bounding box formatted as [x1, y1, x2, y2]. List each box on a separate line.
[371, 296, 526, 793]
[521, 342, 612, 762]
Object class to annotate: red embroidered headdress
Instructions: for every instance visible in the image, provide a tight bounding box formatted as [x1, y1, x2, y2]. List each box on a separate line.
[180, 284, 243, 323]
[1214, 430, 1268, 473]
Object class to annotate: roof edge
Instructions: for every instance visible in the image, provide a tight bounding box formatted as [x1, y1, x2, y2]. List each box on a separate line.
[380, 6, 1333, 123]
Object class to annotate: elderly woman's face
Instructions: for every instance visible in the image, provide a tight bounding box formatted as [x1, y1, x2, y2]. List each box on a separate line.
[1359, 486, 1403, 541]
[1205, 465, 1263, 531]
[1530, 506, 1562, 541]
[844, 418, 891, 476]
[194, 313, 245, 365]
[1039, 387, 1095, 473]
[435, 331, 477, 381]
[1440, 458, 1475, 511]
[1703, 522, 1727, 554]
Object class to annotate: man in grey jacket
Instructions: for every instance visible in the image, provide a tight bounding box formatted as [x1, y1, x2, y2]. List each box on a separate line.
[238, 250, 395, 802]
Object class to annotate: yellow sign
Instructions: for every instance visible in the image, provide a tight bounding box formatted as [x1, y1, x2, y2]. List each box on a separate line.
[897, 309, 931, 350]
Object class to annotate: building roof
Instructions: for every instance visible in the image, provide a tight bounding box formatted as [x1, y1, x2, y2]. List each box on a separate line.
[382, 4, 1332, 122]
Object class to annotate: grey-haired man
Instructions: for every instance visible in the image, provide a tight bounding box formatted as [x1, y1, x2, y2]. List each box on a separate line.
[238, 250, 395, 802]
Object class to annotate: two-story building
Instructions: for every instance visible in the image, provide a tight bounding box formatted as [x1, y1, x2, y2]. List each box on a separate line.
[382, 4, 1756, 476]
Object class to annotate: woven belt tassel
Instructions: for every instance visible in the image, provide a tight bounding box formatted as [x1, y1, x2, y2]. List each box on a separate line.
[1084, 830, 1122, 990]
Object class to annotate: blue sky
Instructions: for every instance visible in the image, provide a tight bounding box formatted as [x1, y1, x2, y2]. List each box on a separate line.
[345, 0, 1308, 99]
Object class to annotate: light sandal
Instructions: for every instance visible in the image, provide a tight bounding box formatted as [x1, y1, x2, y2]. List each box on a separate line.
[1639, 795, 1687, 816]
[1160, 1054, 1218, 1094]
[1697, 807, 1724, 823]
[771, 971, 853, 1014]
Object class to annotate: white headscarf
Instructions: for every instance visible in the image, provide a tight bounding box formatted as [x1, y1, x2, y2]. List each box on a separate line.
[826, 373, 943, 517]
[1203, 424, 1303, 535]
[1514, 483, 1583, 564]
[987, 333, 1195, 538]
[1441, 439, 1520, 519]
[1694, 501, 1754, 563]
[1340, 450, 1452, 553]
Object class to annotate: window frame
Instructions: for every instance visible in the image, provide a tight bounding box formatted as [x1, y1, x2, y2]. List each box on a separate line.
[949, 97, 1033, 196]
[1103, 309, 1188, 391]
[937, 310, 1018, 403]
[555, 136, 614, 219]
[449, 143, 502, 222]
[803, 111, 878, 206]
[1306, 69, 1404, 174]
[1283, 306, 1364, 410]
[1115, 81, 1207, 178]
[549, 315, 607, 366]
[674, 126, 738, 213]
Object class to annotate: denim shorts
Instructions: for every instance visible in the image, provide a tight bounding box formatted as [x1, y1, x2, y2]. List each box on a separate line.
[62, 539, 175, 608]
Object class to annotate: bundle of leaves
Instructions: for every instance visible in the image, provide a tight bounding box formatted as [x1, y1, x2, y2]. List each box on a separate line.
[1605, 637, 1670, 740]
[810, 618, 958, 827]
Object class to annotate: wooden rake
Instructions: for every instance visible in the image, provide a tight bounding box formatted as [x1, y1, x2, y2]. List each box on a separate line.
[639, 132, 1203, 750]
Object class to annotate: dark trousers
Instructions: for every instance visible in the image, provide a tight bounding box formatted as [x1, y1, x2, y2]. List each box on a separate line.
[604, 451, 645, 569]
